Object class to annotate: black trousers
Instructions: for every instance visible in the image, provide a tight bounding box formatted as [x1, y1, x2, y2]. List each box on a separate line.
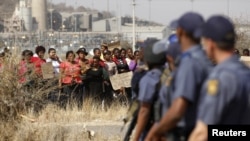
[59, 83, 83, 109]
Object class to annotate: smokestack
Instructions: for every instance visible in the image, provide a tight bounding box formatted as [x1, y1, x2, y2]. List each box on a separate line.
[32, 0, 47, 32]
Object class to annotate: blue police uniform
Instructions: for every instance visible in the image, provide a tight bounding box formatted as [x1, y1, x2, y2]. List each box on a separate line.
[198, 55, 250, 124]
[159, 71, 186, 127]
[138, 68, 162, 104]
[172, 44, 213, 134]
[193, 15, 250, 125]
[159, 72, 173, 115]
[136, 38, 167, 141]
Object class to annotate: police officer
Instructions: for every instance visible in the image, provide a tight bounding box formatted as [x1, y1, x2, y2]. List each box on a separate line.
[145, 12, 213, 141]
[133, 39, 168, 141]
[152, 42, 184, 141]
[189, 15, 250, 141]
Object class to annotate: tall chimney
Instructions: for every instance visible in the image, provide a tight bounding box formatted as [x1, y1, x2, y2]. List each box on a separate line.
[32, 0, 47, 32]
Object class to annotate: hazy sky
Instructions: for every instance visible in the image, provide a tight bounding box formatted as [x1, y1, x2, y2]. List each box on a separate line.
[52, 0, 250, 25]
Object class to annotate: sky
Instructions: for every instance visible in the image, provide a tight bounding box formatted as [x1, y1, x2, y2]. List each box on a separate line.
[52, 0, 250, 25]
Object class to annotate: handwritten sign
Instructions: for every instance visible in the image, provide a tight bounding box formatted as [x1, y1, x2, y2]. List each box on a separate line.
[41, 62, 54, 79]
[110, 71, 133, 90]
[240, 56, 250, 68]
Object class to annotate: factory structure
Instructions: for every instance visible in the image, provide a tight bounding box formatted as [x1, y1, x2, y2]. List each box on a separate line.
[2, 0, 168, 41]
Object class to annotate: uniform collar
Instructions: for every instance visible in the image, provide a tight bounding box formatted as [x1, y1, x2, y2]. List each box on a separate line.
[217, 55, 238, 68]
[184, 44, 201, 54]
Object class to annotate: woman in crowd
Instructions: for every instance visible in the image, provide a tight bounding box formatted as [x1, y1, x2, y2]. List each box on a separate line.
[112, 48, 130, 74]
[103, 50, 117, 109]
[104, 50, 117, 76]
[31, 46, 46, 77]
[93, 48, 105, 67]
[125, 48, 134, 66]
[76, 47, 89, 74]
[100, 43, 108, 61]
[120, 48, 127, 60]
[112, 48, 132, 103]
[85, 56, 108, 105]
[46, 48, 62, 102]
[128, 50, 140, 72]
[75, 47, 90, 101]
[59, 51, 82, 108]
[46, 48, 62, 76]
[19, 50, 35, 86]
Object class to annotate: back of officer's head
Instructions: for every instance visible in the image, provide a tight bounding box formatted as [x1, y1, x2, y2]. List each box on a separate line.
[171, 12, 204, 44]
[198, 15, 236, 51]
[143, 39, 167, 69]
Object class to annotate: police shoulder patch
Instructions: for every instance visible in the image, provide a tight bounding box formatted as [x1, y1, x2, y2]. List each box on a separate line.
[207, 79, 218, 96]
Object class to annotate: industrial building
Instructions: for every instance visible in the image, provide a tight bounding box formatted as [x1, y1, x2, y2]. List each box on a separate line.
[92, 17, 167, 40]
[2, 0, 168, 42]
[4, 0, 32, 32]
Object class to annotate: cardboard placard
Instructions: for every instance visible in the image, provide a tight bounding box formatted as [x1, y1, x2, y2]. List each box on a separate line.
[240, 56, 250, 68]
[41, 62, 54, 79]
[110, 71, 133, 90]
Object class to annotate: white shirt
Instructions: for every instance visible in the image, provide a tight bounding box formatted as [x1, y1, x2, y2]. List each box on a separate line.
[46, 58, 61, 75]
[104, 61, 117, 76]
[126, 58, 132, 66]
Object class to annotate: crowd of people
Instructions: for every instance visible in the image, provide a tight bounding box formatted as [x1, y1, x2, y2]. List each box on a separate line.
[0, 43, 142, 109]
[130, 12, 250, 141]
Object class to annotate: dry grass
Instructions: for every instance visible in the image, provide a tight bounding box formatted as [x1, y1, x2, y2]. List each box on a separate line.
[14, 101, 128, 141]
[0, 52, 129, 141]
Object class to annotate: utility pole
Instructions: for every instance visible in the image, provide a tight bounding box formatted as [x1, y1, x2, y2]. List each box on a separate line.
[75, 0, 77, 32]
[50, 0, 53, 31]
[132, 0, 136, 52]
[227, 0, 230, 17]
[191, 0, 194, 11]
[91, 0, 94, 31]
[107, 0, 109, 17]
[149, 0, 151, 22]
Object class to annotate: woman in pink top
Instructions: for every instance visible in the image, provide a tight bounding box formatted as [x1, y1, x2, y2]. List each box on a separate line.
[59, 50, 83, 108]
[31, 46, 46, 77]
[19, 50, 35, 85]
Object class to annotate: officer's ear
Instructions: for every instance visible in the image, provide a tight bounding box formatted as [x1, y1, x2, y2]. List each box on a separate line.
[176, 27, 183, 39]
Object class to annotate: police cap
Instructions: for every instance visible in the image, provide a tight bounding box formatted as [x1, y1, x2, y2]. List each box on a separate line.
[143, 39, 167, 65]
[197, 15, 236, 45]
[170, 12, 204, 35]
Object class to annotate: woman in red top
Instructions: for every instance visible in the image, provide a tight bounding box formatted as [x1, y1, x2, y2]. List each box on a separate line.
[59, 51, 83, 108]
[19, 50, 35, 85]
[31, 46, 46, 77]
